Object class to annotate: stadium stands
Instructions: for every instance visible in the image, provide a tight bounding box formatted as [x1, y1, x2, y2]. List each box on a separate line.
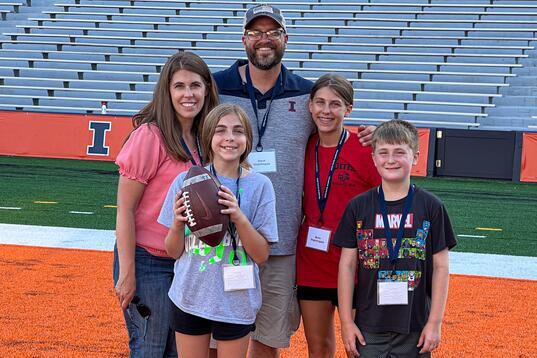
[0, 0, 537, 129]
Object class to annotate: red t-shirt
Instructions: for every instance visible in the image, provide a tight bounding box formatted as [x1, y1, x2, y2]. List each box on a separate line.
[296, 132, 381, 288]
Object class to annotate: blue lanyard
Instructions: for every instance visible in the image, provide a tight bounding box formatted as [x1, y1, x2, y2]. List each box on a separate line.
[180, 136, 202, 166]
[210, 164, 242, 265]
[315, 129, 347, 224]
[378, 185, 414, 268]
[245, 65, 282, 152]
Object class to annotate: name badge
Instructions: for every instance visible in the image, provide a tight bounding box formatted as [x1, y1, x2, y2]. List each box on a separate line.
[306, 226, 331, 252]
[248, 151, 277, 173]
[222, 264, 255, 291]
[377, 281, 408, 305]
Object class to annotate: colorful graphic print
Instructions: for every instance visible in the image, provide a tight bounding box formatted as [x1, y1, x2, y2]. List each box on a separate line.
[377, 270, 422, 291]
[355, 220, 431, 269]
[185, 233, 247, 272]
[357, 229, 388, 269]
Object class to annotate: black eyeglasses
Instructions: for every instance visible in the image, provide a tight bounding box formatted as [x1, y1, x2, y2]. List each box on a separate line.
[131, 295, 151, 319]
[245, 28, 285, 41]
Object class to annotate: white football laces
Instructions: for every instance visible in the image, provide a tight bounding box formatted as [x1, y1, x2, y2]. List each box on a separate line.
[181, 191, 197, 227]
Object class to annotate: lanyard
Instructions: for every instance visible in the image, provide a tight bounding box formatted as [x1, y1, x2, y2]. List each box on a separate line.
[378, 185, 414, 269]
[210, 165, 242, 265]
[180, 135, 202, 166]
[315, 129, 347, 224]
[245, 65, 282, 152]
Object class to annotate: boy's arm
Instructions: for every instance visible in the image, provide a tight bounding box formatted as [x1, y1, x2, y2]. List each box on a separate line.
[418, 247, 449, 353]
[338, 248, 366, 357]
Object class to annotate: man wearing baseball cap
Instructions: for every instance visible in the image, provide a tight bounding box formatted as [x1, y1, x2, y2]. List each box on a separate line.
[213, 4, 373, 357]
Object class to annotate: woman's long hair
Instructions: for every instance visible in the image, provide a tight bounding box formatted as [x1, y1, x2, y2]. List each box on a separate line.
[129, 51, 220, 162]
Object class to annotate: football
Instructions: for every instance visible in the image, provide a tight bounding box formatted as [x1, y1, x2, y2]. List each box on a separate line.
[181, 165, 229, 247]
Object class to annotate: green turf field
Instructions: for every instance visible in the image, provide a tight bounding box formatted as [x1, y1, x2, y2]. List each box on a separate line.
[1, 155, 536, 256]
[0, 156, 117, 230]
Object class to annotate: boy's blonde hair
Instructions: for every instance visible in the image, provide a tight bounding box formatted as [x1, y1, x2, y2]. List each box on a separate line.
[201, 103, 253, 169]
[372, 119, 419, 153]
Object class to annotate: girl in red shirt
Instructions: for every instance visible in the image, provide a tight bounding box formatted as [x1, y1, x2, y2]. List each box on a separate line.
[296, 74, 381, 357]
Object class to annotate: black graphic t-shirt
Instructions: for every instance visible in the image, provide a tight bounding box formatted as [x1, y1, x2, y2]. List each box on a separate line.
[333, 185, 457, 334]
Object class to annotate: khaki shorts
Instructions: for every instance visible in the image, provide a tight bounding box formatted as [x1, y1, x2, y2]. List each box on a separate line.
[251, 254, 301, 348]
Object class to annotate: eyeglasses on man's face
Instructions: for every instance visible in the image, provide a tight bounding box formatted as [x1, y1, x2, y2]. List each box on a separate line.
[244, 28, 285, 41]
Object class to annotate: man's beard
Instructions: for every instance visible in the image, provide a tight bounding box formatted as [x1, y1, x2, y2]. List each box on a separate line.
[246, 45, 285, 71]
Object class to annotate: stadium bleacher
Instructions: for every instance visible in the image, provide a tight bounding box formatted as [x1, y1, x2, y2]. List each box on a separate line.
[1, 0, 537, 129]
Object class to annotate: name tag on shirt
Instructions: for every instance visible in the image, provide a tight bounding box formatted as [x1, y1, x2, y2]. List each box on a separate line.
[248, 151, 277, 173]
[377, 281, 408, 305]
[223, 264, 255, 291]
[306, 226, 331, 252]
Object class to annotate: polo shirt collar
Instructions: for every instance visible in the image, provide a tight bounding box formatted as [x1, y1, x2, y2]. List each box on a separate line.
[225, 59, 301, 94]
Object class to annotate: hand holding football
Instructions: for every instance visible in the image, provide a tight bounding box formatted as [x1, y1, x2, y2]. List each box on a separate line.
[181, 166, 230, 247]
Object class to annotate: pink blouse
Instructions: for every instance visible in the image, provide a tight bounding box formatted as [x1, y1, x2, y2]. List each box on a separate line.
[116, 123, 198, 257]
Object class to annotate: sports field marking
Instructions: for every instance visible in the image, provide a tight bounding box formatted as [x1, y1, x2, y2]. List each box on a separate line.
[69, 211, 94, 215]
[475, 227, 503, 232]
[0, 207, 22, 210]
[458, 234, 486, 238]
[33, 201, 58, 204]
[450, 251, 537, 281]
[0, 223, 115, 251]
[103, 205, 117, 208]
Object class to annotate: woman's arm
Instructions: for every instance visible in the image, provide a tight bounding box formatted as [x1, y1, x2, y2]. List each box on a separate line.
[218, 185, 269, 265]
[115, 176, 145, 310]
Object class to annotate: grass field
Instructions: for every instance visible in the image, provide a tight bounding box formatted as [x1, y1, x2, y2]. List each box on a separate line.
[1, 155, 536, 256]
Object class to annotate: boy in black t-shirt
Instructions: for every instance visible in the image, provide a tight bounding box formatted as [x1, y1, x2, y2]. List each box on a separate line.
[334, 120, 457, 358]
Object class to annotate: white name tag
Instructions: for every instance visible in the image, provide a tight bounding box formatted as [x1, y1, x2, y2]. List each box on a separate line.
[377, 281, 408, 305]
[305, 226, 331, 252]
[223, 264, 255, 291]
[248, 151, 277, 173]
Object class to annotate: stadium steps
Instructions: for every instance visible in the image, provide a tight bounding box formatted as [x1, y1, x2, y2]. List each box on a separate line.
[0, 0, 537, 129]
[485, 47, 537, 129]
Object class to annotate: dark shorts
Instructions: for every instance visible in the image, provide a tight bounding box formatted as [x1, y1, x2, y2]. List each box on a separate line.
[358, 331, 432, 358]
[297, 285, 357, 308]
[172, 305, 255, 341]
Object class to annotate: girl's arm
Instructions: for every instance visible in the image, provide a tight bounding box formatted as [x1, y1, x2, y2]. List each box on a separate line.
[338, 247, 366, 357]
[218, 185, 269, 265]
[418, 247, 449, 353]
[164, 191, 189, 259]
[115, 176, 145, 310]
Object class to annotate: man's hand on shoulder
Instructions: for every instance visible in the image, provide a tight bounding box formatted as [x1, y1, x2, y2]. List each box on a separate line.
[357, 125, 376, 147]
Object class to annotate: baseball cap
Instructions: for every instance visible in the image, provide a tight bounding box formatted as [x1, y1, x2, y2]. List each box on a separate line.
[243, 4, 287, 33]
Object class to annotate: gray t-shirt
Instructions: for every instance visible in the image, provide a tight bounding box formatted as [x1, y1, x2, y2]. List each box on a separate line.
[214, 61, 315, 255]
[158, 168, 278, 324]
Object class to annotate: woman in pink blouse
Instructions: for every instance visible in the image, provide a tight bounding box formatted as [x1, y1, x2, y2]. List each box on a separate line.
[113, 51, 219, 357]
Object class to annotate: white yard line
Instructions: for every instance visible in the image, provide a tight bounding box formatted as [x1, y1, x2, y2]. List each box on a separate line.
[457, 234, 486, 239]
[0, 223, 536, 281]
[0, 223, 115, 251]
[449, 251, 537, 281]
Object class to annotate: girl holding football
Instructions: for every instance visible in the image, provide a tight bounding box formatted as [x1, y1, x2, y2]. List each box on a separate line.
[296, 74, 381, 358]
[159, 103, 278, 358]
[113, 51, 219, 356]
